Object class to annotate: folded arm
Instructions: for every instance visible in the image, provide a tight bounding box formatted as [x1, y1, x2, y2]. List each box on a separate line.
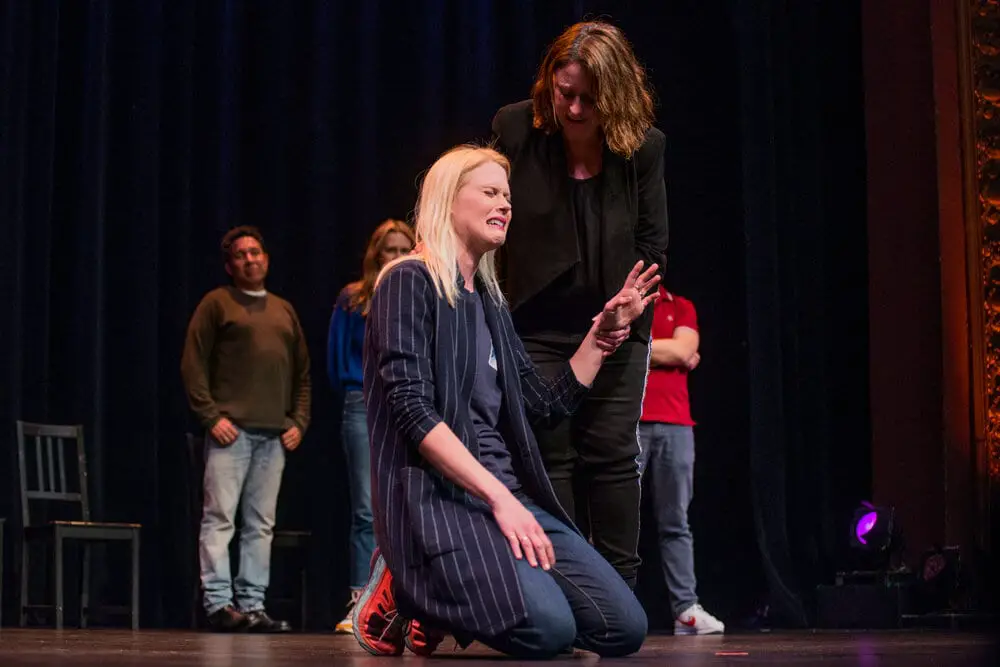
[651, 326, 699, 367]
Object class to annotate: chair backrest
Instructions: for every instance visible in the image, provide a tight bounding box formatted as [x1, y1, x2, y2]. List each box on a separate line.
[15, 420, 90, 526]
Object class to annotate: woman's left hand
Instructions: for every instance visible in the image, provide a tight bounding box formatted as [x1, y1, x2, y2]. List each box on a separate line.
[596, 261, 661, 332]
[592, 318, 630, 355]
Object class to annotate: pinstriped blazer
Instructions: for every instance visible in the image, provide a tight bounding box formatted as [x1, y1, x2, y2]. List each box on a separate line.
[363, 258, 587, 639]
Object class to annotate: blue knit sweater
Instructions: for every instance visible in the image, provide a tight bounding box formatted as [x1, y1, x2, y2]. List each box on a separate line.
[327, 287, 366, 394]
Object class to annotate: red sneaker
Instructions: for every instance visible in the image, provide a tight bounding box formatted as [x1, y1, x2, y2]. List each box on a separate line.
[352, 549, 405, 656]
[405, 618, 448, 657]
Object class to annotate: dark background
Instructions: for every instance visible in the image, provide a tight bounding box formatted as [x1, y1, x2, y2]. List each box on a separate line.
[0, 0, 869, 630]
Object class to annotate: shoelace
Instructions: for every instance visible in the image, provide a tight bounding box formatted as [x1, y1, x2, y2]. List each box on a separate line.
[375, 608, 404, 645]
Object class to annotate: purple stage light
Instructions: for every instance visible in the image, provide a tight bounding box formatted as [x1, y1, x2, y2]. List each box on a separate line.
[855, 511, 878, 545]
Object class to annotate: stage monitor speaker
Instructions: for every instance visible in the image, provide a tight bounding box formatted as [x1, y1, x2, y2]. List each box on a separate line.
[816, 581, 914, 629]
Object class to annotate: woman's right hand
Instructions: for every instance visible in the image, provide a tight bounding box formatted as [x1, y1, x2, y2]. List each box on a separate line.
[492, 493, 555, 570]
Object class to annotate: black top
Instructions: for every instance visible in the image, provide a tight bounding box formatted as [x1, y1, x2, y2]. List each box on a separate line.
[466, 290, 521, 492]
[515, 174, 606, 344]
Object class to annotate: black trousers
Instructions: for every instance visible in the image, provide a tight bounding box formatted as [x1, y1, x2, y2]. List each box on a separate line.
[522, 338, 649, 589]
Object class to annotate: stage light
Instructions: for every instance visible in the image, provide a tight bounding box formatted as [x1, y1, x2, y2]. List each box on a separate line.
[849, 501, 896, 555]
[855, 510, 878, 545]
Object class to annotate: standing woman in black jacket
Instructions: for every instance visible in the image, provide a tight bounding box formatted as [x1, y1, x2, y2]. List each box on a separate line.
[492, 20, 668, 589]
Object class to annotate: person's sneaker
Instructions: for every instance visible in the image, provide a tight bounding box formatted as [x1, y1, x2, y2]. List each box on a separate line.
[206, 605, 247, 632]
[674, 603, 725, 635]
[352, 549, 405, 656]
[335, 588, 362, 634]
[244, 609, 291, 633]
[404, 619, 448, 656]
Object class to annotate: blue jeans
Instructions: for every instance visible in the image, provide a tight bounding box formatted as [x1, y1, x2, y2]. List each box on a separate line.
[476, 503, 647, 658]
[637, 423, 698, 617]
[342, 390, 375, 589]
[200, 427, 286, 614]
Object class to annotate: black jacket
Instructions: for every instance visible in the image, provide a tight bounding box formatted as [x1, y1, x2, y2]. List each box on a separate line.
[491, 100, 669, 342]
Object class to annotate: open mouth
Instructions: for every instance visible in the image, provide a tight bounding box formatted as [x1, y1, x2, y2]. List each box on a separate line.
[487, 217, 506, 229]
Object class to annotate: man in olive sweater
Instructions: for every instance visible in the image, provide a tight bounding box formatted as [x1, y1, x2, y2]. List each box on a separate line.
[181, 226, 311, 633]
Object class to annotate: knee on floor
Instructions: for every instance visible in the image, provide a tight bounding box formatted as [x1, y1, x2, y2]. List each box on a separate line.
[583, 600, 648, 658]
[527, 605, 578, 658]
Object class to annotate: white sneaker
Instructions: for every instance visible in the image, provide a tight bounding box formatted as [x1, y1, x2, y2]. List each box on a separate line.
[334, 588, 362, 634]
[674, 603, 725, 635]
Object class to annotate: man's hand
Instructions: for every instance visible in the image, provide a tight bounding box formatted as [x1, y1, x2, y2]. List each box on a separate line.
[686, 352, 701, 371]
[210, 417, 239, 446]
[492, 494, 554, 570]
[281, 426, 302, 451]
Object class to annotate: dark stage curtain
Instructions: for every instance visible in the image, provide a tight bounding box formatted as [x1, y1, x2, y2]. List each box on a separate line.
[731, 0, 870, 626]
[0, 0, 868, 629]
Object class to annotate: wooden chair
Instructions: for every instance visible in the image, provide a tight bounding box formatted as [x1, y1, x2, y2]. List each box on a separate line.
[16, 421, 141, 629]
[185, 432, 309, 628]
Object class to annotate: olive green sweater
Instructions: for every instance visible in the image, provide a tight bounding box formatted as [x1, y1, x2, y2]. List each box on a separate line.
[181, 286, 311, 433]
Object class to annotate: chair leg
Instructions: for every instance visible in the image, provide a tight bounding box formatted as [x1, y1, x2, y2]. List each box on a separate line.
[0, 523, 4, 629]
[80, 544, 91, 628]
[299, 563, 308, 630]
[130, 532, 140, 630]
[53, 537, 64, 630]
[19, 541, 28, 627]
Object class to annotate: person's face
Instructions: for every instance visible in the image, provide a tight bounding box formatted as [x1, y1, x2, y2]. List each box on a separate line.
[226, 235, 269, 289]
[378, 231, 413, 268]
[451, 161, 511, 256]
[552, 62, 600, 143]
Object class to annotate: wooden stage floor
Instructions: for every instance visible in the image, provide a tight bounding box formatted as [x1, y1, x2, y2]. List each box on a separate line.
[0, 628, 996, 666]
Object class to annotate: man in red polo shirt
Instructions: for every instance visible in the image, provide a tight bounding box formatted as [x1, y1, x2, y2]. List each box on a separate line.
[638, 287, 724, 635]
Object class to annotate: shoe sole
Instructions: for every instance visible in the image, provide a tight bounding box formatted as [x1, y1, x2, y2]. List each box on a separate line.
[674, 626, 725, 636]
[404, 628, 443, 657]
[352, 554, 402, 656]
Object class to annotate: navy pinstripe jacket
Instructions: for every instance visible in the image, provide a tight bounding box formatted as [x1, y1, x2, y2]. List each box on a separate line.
[363, 258, 587, 639]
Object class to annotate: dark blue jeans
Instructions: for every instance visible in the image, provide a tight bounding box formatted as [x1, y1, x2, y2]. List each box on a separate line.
[342, 390, 375, 589]
[476, 503, 647, 658]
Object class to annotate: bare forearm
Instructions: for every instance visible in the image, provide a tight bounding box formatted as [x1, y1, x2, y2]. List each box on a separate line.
[418, 422, 513, 509]
[568, 327, 605, 387]
[650, 339, 697, 368]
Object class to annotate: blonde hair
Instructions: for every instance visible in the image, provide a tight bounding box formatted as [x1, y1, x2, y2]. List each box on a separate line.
[531, 20, 655, 158]
[345, 219, 415, 315]
[377, 145, 510, 308]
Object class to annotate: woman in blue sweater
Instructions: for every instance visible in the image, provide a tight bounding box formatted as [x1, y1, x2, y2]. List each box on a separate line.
[328, 219, 415, 633]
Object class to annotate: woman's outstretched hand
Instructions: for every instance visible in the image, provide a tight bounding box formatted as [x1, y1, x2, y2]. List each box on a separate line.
[596, 261, 661, 333]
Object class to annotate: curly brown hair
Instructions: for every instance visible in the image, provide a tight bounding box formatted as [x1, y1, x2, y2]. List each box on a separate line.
[346, 219, 416, 315]
[531, 21, 655, 158]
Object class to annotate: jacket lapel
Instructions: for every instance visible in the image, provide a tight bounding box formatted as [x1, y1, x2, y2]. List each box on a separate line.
[600, 146, 631, 298]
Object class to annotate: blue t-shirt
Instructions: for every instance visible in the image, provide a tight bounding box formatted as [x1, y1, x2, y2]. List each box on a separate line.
[466, 290, 521, 493]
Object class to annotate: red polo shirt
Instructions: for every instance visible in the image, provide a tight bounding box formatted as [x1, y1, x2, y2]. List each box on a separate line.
[640, 288, 697, 426]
